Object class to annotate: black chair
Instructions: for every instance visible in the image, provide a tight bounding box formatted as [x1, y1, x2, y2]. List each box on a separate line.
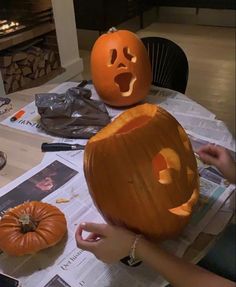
[141, 37, 189, 94]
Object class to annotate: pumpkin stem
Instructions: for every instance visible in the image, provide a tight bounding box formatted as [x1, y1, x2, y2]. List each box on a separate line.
[108, 27, 117, 33]
[19, 214, 38, 233]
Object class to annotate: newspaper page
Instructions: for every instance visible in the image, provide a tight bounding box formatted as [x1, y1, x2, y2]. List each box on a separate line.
[0, 152, 235, 286]
[0, 83, 216, 137]
[0, 156, 172, 287]
[0, 82, 79, 138]
[1, 83, 235, 286]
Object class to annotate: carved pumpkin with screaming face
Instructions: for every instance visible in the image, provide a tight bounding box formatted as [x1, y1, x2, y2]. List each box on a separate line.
[91, 28, 152, 107]
[84, 104, 199, 240]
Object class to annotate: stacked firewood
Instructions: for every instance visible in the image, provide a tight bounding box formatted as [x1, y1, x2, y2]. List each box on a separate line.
[0, 46, 60, 94]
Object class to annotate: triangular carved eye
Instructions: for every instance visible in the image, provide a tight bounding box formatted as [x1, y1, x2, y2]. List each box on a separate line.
[123, 47, 136, 63]
[108, 49, 117, 66]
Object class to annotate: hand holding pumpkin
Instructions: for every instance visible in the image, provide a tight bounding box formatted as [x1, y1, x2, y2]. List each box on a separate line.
[75, 222, 135, 264]
[197, 144, 236, 184]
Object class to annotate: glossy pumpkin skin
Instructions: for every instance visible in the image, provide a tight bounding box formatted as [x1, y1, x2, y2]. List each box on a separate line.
[91, 28, 152, 107]
[84, 103, 199, 240]
[0, 201, 67, 256]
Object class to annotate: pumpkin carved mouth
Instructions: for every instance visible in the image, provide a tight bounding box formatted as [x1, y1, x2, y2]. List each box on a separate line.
[114, 72, 136, 97]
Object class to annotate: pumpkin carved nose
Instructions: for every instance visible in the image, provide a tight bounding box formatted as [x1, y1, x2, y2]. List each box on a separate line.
[117, 63, 126, 68]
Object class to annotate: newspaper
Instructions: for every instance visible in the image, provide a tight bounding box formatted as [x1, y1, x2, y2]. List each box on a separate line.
[0, 83, 235, 286]
[0, 82, 219, 137]
[0, 82, 79, 138]
[0, 156, 176, 287]
[0, 151, 234, 287]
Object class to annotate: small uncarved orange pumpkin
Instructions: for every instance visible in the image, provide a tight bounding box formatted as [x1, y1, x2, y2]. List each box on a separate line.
[0, 201, 67, 256]
[84, 103, 199, 240]
[91, 28, 152, 107]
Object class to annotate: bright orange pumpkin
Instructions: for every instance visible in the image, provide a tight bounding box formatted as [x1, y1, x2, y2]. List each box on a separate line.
[91, 28, 152, 107]
[0, 201, 67, 256]
[84, 103, 199, 240]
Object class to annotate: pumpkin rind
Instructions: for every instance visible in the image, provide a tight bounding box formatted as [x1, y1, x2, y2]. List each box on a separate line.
[91, 28, 152, 107]
[0, 201, 67, 256]
[84, 103, 199, 240]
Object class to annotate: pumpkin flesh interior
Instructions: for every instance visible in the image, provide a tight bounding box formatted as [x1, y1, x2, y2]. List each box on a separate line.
[116, 115, 151, 134]
[152, 153, 168, 181]
[88, 104, 157, 143]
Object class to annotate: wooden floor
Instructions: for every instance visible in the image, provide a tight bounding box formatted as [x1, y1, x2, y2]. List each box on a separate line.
[80, 22, 235, 137]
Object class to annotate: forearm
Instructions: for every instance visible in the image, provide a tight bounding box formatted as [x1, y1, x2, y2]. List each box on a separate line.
[136, 238, 235, 287]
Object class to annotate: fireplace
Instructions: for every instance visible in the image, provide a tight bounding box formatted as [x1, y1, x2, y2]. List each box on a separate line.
[0, 0, 83, 95]
[0, 1, 53, 39]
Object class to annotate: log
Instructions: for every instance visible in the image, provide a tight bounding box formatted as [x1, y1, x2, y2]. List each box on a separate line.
[32, 56, 40, 72]
[0, 55, 12, 68]
[11, 80, 20, 92]
[52, 60, 59, 70]
[38, 59, 46, 69]
[28, 70, 39, 79]
[4, 82, 11, 94]
[17, 58, 30, 66]
[23, 77, 32, 87]
[28, 54, 36, 63]
[12, 52, 27, 62]
[38, 69, 46, 78]
[1, 68, 7, 77]
[20, 75, 25, 88]
[22, 66, 32, 76]
[15, 74, 21, 81]
[6, 64, 15, 75]
[45, 64, 52, 74]
[3, 75, 13, 87]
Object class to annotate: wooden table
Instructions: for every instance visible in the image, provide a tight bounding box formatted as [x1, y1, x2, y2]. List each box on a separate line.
[0, 84, 57, 188]
[0, 84, 224, 280]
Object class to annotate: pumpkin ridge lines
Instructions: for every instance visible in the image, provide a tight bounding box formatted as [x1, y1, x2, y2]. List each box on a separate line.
[0, 201, 67, 256]
[84, 102, 199, 240]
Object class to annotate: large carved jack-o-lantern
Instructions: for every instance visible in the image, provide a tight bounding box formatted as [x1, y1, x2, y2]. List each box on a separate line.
[84, 104, 199, 240]
[91, 28, 152, 107]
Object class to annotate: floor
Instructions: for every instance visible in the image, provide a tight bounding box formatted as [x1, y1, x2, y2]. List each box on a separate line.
[77, 22, 235, 138]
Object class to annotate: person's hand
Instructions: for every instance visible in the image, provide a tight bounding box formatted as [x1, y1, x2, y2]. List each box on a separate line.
[197, 144, 236, 183]
[75, 222, 135, 264]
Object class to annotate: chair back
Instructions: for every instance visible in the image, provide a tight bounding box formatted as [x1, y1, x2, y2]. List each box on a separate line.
[141, 37, 189, 93]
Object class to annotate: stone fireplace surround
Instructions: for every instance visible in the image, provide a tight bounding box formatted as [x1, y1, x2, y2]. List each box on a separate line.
[0, 0, 83, 95]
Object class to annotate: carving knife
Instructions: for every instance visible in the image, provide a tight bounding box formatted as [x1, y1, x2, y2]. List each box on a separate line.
[41, 142, 85, 152]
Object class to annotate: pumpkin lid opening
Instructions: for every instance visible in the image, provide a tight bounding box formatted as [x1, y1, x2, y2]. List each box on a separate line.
[88, 103, 157, 143]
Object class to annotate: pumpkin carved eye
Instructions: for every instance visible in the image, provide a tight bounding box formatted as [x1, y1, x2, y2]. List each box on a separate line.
[108, 49, 117, 66]
[152, 148, 181, 184]
[123, 47, 137, 63]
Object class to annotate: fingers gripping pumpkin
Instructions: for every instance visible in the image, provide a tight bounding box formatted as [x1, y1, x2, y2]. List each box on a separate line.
[84, 103, 199, 240]
[0, 201, 67, 256]
[91, 28, 152, 107]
